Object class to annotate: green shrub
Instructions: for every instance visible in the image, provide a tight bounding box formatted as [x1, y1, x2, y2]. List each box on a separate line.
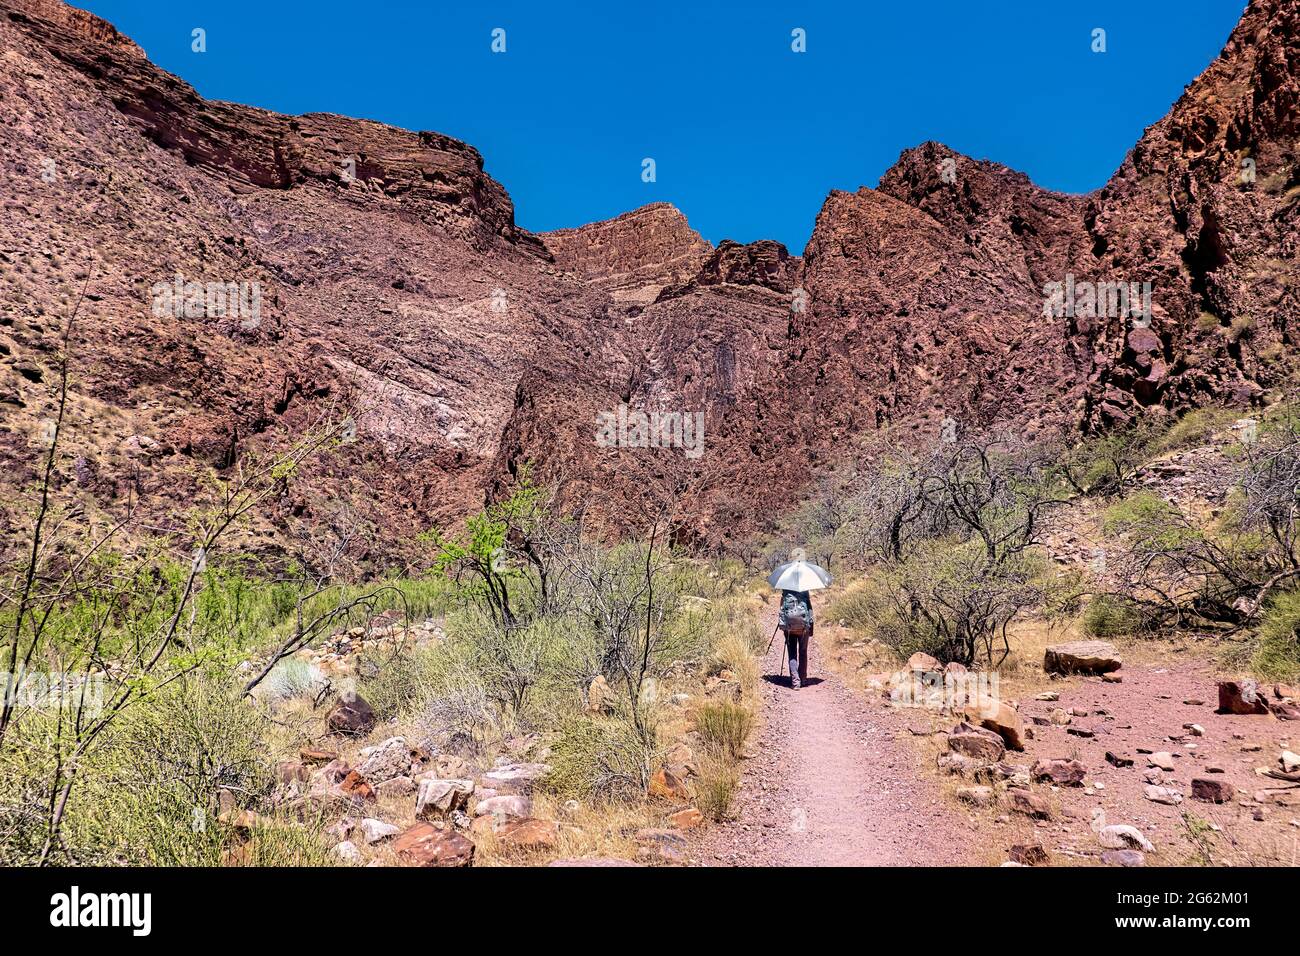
[43, 677, 329, 866]
[1253, 589, 1300, 681]
[694, 754, 740, 822]
[1151, 408, 1240, 455]
[546, 715, 654, 801]
[1082, 594, 1151, 637]
[694, 700, 754, 761]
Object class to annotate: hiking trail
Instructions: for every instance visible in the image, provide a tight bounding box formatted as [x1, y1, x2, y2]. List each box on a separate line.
[698, 607, 972, 866]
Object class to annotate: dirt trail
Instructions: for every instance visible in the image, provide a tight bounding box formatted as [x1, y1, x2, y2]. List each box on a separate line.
[698, 609, 973, 866]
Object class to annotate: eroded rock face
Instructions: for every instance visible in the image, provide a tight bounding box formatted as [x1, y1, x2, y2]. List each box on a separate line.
[1, 0, 1297, 556]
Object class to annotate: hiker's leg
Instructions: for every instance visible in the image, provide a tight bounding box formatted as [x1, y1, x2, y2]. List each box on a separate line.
[799, 629, 811, 681]
[784, 630, 800, 687]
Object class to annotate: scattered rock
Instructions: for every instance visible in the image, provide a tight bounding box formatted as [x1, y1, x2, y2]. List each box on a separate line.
[416, 778, 474, 817]
[667, 807, 705, 829]
[392, 822, 475, 867]
[964, 694, 1025, 751]
[495, 817, 559, 850]
[1105, 751, 1134, 768]
[1009, 789, 1051, 819]
[907, 652, 941, 673]
[947, 722, 1007, 763]
[1148, 751, 1176, 771]
[339, 770, 375, 802]
[586, 675, 616, 715]
[1008, 843, 1048, 866]
[1144, 784, 1184, 805]
[357, 736, 410, 784]
[634, 828, 687, 865]
[548, 857, 643, 867]
[1101, 849, 1145, 867]
[359, 817, 400, 844]
[1191, 778, 1236, 804]
[333, 840, 361, 863]
[649, 766, 692, 801]
[956, 785, 995, 807]
[1031, 758, 1086, 787]
[1281, 750, 1300, 773]
[479, 762, 551, 794]
[1044, 640, 1121, 675]
[326, 692, 376, 736]
[474, 795, 532, 819]
[1217, 680, 1271, 715]
[1098, 824, 1154, 852]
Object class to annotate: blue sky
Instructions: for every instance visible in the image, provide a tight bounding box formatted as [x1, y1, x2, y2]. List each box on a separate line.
[78, 1, 1247, 252]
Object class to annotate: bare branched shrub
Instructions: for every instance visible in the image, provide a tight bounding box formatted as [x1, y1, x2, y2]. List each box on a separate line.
[833, 433, 1067, 666]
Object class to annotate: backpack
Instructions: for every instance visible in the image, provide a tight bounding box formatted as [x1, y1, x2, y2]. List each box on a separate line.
[782, 594, 811, 636]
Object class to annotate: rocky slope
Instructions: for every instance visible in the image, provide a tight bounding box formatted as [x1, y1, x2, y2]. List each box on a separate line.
[1, 0, 1297, 559]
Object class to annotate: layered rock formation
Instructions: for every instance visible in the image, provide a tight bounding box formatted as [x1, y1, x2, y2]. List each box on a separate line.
[1, 0, 1297, 559]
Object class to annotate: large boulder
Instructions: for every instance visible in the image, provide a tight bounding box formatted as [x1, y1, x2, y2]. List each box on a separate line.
[392, 823, 475, 867]
[1044, 641, 1121, 675]
[326, 692, 376, 736]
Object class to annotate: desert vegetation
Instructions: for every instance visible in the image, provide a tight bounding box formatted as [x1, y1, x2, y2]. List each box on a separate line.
[0, 331, 764, 866]
[785, 407, 1300, 683]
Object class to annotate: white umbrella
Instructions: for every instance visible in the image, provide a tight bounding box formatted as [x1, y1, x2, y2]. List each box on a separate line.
[767, 559, 832, 592]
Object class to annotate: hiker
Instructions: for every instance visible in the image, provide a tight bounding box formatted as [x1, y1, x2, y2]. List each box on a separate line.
[768, 554, 830, 690]
[779, 588, 814, 689]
